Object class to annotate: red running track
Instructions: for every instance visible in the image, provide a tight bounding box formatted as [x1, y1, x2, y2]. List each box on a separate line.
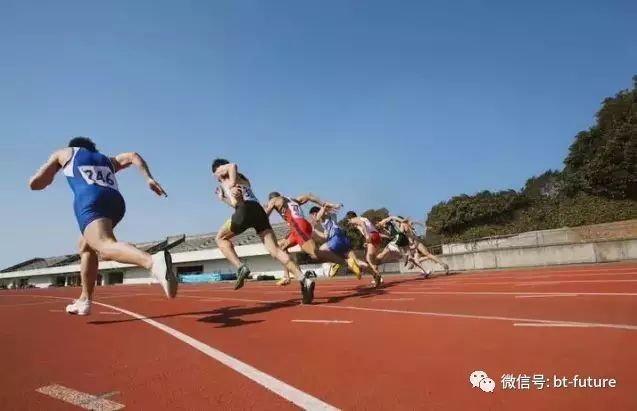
[1, 262, 636, 410]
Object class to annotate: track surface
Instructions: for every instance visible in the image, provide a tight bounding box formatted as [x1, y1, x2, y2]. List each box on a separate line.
[1, 262, 636, 410]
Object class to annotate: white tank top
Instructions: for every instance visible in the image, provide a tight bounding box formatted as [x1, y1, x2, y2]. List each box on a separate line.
[222, 184, 259, 203]
[285, 197, 305, 219]
[360, 217, 378, 234]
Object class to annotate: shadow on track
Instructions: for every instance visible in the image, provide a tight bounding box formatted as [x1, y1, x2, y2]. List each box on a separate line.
[87, 275, 430, 327]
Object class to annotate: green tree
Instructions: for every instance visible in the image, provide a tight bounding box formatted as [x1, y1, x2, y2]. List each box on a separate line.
[563, 75, 637, 199]
[523, 170, 563, 199]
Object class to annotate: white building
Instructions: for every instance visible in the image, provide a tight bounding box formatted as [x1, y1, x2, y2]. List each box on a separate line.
[0, 223, 333, 289]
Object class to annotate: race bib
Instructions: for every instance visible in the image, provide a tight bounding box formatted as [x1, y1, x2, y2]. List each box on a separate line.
[78, 166, 119, 190]
[289, 202, 305, 219]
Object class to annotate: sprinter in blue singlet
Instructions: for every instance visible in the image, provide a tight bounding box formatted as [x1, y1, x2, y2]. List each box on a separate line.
[29, 137, 178, 315]
[308, 205, 370, 279]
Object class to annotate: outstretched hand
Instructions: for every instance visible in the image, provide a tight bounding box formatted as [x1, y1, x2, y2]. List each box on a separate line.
[148, 178, 167, 197]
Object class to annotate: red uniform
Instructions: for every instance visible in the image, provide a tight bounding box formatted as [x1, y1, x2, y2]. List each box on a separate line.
[360, 217, 381, 247]
[283, 198, 313, 247]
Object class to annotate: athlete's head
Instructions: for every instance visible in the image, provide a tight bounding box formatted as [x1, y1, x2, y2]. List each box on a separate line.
[211, 158, 229, 174]
[346, 211, 357, 221]
[268, 192, 282, 201]
[68, 136, 97, 152]
[309, 206, 321, 222]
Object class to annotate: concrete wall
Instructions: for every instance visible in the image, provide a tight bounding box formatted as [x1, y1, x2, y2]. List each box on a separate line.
[410, 238, 637, 273]
[29, 275, 53, 288]
[123, 268, 153, 285]
[441, 220, 637, 255]
[442, 228, 582, 254]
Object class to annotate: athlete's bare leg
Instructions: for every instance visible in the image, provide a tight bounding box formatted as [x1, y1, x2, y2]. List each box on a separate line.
[260, 230, 304, 278]
[315, 244, 347, 265]
[365, 243, 382, 285]
[78, 238, 98, 301]
[416, 242, 449, 272]
[347, 251, 370, 272]
[215, 220, 242, 268]
[277, 238, 295, 285]
[83, 218, 152, 269]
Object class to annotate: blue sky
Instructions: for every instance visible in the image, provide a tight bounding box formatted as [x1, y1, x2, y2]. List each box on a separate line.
[1, 0, 635, 267]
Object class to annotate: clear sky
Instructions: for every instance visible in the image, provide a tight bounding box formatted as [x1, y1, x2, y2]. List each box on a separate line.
[1, 0, 635, 268]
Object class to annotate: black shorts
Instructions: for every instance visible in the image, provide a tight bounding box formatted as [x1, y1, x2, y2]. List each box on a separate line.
[394, 233, 409, 248]
[230, 201, 272, 235]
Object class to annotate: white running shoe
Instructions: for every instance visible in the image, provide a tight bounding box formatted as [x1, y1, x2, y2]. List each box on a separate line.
[151, 250, 178, 298]
[66, 299, 91, 316]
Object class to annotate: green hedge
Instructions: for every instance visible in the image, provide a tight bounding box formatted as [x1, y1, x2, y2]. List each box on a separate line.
[435, 195, 637, 243]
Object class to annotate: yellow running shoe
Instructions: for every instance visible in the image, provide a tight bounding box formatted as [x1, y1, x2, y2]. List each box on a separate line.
[277, 277, 291, 286]
[347, 257, 362, 279]
[329, 264, 341, 277]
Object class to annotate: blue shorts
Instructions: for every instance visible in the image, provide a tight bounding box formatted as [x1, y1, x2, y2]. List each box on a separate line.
[326, 233, 352, 257]
[74, 190, 126, 233]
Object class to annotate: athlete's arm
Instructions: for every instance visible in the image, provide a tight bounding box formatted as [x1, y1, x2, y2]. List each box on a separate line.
[313, 228, 328, 240]
[351, 218, 371, 241]
[29, 149, 68, 190]
[294, 193, 324, 206]
[111, 152, 167, 197]
[263, 198, 277, 217]
[215, 187, 234, 207]
[214, 163, 239, 188]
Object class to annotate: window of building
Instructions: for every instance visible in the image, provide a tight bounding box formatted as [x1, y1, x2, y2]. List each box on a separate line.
[177, 265, 204, 275]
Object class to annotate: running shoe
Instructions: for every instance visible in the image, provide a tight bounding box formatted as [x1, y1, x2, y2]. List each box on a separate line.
[66, 299, 91, 316]
[234, 264, 251, 290]
[277, 277, 291, 286]
[151, 250, 178, 298]
[302, 276, 315, 304]
[347, 257, 362, 279]
[329, 263, 341, 277]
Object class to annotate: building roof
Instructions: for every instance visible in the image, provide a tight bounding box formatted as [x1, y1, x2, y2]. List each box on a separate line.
[0, 223, 290, 273]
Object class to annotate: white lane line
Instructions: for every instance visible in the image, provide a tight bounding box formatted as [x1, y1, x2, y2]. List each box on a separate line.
[1, 300, 64, 308]
[515, 294, 578, 299]
[317, 305, 637, 331]
[36, 384, 124, 410]
[515, 279, 637, 286]
[426, 270, 637, 283]
[391, 291, 637, 297]
[92, 301, 338, 410]
[513, 323, 596, 328]
[291, 320, 353, 324]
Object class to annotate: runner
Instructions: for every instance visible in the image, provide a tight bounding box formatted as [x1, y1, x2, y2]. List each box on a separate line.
[308, 205, 369, 279]
[28, 137, 177, 315]
[376, 216, 431, 277]
[345, 211, 383, 287]
[264, 192, 361, 284]
[402, 219, 450, 275]
[212, 159, 315, 303]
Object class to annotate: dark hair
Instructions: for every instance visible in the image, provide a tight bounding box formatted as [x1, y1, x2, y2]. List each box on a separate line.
[212, 158, 229, 173]
[309, 206, 321, 215]
[268, 192, 281, 200]
[68, 136, 97, 152]
[346, 211, 357, 219]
